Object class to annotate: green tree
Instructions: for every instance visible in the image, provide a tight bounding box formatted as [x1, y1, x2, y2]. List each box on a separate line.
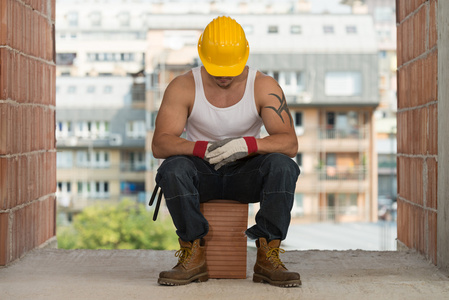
[57, 200, 178, 250]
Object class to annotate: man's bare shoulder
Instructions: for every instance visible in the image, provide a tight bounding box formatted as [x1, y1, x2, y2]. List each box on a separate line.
[162, 70, 195, 106]
[254, 71, 283, 103]
[167, 70, 195, 90]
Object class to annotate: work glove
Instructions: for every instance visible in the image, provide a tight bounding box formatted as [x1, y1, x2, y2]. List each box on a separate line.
[193, 141, 211, 159]
[205, 137, 258, 170]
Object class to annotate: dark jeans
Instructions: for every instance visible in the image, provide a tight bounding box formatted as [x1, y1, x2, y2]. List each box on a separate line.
[155, 153, 300, 242]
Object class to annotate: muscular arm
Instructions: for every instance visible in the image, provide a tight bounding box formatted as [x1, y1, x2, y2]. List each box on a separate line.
[255, 74, 298, 157]
[151, 73, 196, 159]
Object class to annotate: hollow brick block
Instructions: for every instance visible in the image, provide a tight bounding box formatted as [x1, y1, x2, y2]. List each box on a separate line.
[200, 200, 248, 279]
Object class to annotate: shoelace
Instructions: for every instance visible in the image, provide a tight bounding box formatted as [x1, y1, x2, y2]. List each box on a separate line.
[175, 247, 192, 264]
[266, 247, 286, 268]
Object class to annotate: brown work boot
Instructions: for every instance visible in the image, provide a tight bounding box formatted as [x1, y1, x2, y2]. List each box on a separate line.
[158, 238, 209, 286]
[253, 238, 301, 287]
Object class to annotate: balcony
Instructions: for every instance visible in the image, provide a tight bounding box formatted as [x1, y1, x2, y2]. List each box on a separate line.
[319, 128, 370, 151]
[0, 247, 447, 299]
[297, 167, 368, 193]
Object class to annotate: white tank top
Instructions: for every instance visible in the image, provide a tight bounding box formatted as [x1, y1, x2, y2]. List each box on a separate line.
[186, 66, 263, 142]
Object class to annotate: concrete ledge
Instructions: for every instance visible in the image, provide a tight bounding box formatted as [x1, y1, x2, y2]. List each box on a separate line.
[1, 248, 449, 300]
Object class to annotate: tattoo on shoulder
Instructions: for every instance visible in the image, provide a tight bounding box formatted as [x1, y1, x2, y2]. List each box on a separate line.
[265, 86, 293, 126]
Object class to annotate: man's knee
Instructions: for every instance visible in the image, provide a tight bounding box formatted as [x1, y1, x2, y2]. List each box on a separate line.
[261, 153, 300, 177]
[157, 156, 197, 181]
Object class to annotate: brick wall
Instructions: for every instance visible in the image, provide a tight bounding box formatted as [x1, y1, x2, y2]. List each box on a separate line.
[396, 0, 438, 264]
[0, 0, 56, 266]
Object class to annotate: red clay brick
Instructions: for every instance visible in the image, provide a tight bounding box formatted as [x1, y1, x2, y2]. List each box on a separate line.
[404, 18, 412, 63]
[428, 103, 438, 155]
[429, 51, 438, 101]
[427, 211, 437, 264]
[413, 7, 426, 58]
[397, 199, 410, 247]
[0, 212, 9, 265]
[0, 157, 6, 209]
[426, 158, 437, 209]
[397, 156, 408, 200]
[416, 206, 425, 254]
[418, 107, 428, 155]
[429, 0, 438, 49]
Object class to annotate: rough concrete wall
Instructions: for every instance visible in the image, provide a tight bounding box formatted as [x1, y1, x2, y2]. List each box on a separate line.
[437, 0, 449, 272]
[0, 0, 56, 266]
[396, 0, 438, 264]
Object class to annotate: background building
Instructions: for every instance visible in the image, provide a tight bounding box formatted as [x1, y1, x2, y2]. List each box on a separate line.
[56, 76, 147, 214]
[55, 0, 387, 224]
[341, 0, 398, 219]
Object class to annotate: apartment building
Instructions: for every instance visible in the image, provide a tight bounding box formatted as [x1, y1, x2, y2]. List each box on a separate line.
[342, 0, 398, 212]
[56, 76, 147, 213]
[55, 1, 303, 215]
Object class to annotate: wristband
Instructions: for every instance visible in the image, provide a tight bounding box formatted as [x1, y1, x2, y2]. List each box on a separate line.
[193, 141, 209, 158]
[243, 136, 258, 154]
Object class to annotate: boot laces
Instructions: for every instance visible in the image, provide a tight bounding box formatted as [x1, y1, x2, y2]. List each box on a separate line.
[175, 247, 192, 265]
[266, 247, 286, 268]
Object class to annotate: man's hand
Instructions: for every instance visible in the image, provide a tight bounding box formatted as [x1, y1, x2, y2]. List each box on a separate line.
[205, 137, 258, 170]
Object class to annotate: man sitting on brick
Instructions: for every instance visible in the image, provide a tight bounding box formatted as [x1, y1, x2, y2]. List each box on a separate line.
[152, 16, 301, 288]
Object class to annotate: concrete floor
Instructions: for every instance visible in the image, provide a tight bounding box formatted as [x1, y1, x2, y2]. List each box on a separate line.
[1, 248, 449, 300]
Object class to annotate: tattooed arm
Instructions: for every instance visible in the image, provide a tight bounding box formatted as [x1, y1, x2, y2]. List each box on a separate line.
[254, 72, 298, 157]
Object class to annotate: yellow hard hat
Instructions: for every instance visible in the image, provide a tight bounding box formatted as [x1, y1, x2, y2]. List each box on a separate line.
[198, 16, 250, 77]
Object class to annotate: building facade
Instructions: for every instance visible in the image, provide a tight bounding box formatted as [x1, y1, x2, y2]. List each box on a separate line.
[56, 76, 147, 214]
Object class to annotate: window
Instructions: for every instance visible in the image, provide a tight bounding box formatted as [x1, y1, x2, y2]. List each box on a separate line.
[104, 86, 113, 94]
[326, 153, 336, 167]
[325, 111, 359, 138]
[121, 151, 146, 171]
[87, 86, 95, 93]
[67, 86, 77, 94]
[374, 7, 394, 22]
[294, 112, 304, 135]
[296, 72, 305, 92]
[268, 25, 278, 34]
[117, 12, 130, 27]
[323, 25, 334, 34]
[337, 194, 358, 215]
[90, 12, 102, 27]
[77, 181, 109, 198]
[346, 25, 357, 34]
[56, 121, 73, 138]
[67, 12, 78, 27]
[283, 71, 294, 86]
[121, 181, 145, 195]
[56, 53, 76, 66]
[146, 111, 158, 130]
[291, 25, 302, 34]
[126, 121, 146, 138]
[57, 151, 73, 168]
[76, 150, 110, 168]
[325, 72, 362, 96]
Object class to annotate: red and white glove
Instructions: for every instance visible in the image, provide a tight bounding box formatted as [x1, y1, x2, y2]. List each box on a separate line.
[193, 141, 211, 159]
[205, 137, 258, 170]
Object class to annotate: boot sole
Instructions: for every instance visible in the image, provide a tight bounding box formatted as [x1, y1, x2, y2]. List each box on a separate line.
[253, 273, 302, 288]
[158, 272, 209, 286]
